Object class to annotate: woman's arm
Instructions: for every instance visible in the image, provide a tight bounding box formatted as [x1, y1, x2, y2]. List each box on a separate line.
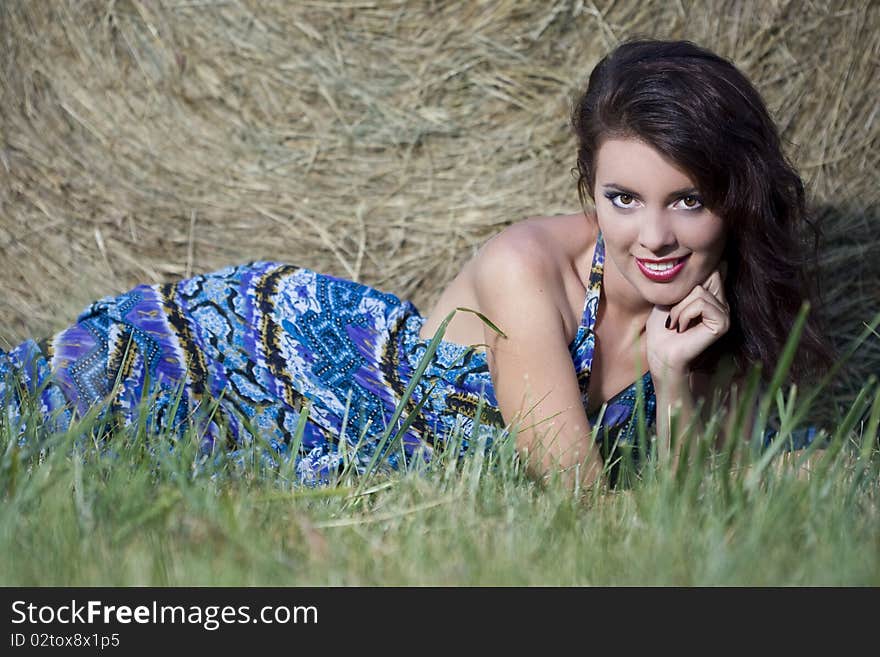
[659, 358, 761, 470]
[472, 226, 605, 489]
[653, 367, 702, 471]
[647, 263, 733, 469]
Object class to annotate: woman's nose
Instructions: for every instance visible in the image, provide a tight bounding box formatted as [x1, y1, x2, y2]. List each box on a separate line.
[638, 208, 677, 255]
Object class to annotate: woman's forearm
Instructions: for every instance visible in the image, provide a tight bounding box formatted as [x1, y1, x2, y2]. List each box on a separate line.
[653, 369, 703, 471]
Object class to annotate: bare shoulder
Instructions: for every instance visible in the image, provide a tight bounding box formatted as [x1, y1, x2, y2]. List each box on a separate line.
[470, 218, 568, 332]
[471, 224, 559, 331]
[476, 216, 553, 268]
[471, 213, 597, 340]
[475, 212, 594, 281]
[417, 212, 594, 345]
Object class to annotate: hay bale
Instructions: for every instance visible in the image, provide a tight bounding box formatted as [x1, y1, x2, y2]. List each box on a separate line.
[1, 1, 878, 418]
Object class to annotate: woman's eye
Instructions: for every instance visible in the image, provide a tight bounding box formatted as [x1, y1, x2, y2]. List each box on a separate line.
[611, 193, 637, 209]
[673, 195, 703, 210]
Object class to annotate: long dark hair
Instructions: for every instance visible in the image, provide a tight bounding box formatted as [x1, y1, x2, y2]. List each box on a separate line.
[571, 38, 837, 386]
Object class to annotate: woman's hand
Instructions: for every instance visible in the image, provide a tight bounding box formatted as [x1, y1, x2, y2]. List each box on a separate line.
[645, 261, 730, 381]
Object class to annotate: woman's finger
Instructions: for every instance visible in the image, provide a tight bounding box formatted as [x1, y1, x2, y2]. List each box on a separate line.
[673, 295, 729, 335]
[669, 286, 726, 331]
[702, 267, 727, 306]
[690, 272, 726, 319]
[668, 284, 708, 329]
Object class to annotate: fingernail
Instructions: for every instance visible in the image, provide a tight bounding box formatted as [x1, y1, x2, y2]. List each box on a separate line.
[665, 316, 671, 329]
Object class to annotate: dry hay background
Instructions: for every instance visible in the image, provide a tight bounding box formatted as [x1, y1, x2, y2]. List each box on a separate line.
[1, 0, 878, 422]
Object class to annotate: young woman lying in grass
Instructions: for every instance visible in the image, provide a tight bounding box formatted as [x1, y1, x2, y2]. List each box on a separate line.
[0, 39, 837, 489]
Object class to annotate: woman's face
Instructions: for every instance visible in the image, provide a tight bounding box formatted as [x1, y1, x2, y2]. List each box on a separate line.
[592, 137, 727, 311]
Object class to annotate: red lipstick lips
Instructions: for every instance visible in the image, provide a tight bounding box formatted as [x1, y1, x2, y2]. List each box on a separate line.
[635, 254, 690, 282]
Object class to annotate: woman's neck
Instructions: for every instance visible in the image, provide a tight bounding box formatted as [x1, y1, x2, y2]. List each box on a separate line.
[600, 254, 654, 349]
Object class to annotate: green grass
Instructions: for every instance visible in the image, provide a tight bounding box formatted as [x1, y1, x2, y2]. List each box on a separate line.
[1, 306, 879, 586]
[0, 393, 878, 586]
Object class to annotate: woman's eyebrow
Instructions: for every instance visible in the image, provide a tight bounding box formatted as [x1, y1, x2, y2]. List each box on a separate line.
[601, 182, 699, 202]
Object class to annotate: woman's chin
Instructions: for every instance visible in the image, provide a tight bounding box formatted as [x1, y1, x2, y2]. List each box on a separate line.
[639, 284, 690, 308]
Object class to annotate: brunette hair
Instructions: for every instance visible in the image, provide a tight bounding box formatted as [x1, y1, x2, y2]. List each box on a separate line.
[571, 38, 837, 386]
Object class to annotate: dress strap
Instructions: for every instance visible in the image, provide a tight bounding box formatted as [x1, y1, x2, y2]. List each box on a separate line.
[569, 229, 604, 408]
[579, 229, 605, 332]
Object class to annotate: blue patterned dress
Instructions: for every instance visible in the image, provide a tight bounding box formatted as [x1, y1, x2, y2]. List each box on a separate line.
[0, 230, 811, 483]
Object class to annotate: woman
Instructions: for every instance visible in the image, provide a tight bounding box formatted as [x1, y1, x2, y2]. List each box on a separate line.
[0, 39, 836, 487]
